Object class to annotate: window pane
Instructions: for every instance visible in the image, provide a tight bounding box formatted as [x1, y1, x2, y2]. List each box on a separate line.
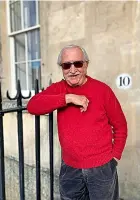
[28, 61, 41, 90]
[15, 34, 25, 62]
[27, 30, 40, 60]
[16, 63, 27, 90]
[10, 0, 18, 3]
[10, 1, 21, 32]
[23, 0, 37, 28]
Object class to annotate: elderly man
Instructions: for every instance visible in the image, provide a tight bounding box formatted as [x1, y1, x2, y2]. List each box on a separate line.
[27, 45, 127, 200]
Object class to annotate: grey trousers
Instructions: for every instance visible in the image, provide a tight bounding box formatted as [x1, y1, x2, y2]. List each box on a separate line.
[59, 159, 119, 200]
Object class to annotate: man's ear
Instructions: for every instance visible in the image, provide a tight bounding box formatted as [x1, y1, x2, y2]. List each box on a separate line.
[85, 61, 88, 68]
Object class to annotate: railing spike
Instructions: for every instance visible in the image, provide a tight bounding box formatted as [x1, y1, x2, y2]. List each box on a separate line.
[35, 79, 39, 94]
[49, 78, 52, 85]
[17, 80, 21, 96]
[6, 90, 18, 100]
[22, 91, 32, 99]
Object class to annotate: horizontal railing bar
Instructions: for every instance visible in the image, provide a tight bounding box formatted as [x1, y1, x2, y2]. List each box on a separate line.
[0, 107, 27, 114]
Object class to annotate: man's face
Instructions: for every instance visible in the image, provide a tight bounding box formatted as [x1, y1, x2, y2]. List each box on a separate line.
[61, 48, 88, 87]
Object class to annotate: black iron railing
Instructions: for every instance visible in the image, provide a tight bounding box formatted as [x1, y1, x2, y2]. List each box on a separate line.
[0, 80, 54, 200]
[0, 82, 6, 200]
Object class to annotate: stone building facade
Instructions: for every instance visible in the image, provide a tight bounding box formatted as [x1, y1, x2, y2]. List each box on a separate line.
[0, 1, 140, 199]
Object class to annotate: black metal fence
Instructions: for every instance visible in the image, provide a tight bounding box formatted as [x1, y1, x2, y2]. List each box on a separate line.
[0, 80, 54, 200]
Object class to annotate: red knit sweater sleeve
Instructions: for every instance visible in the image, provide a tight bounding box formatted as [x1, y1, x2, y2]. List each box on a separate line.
[104, 86, 128, 160]
[27, 82, 67, 115]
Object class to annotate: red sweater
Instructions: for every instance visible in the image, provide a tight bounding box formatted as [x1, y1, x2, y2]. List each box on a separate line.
[27, 76, 127, 168]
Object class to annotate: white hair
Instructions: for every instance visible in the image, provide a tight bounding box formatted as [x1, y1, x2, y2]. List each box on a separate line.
[57, 44, 89, 65]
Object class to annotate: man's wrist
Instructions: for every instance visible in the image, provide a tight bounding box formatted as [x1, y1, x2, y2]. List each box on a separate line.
[65, 94, 72, 104]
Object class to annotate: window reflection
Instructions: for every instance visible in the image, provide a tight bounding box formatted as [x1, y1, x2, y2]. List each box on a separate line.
[28, 61, 41, 90]
[10, 1, 21, 32]
[15, 34, 25, 62]
[16, 63, 26, 90]
[28, 30, 40, 60]
[23, 0, 36, 28]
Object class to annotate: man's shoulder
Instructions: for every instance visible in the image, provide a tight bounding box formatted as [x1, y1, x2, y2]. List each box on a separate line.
[88, 76, 111, 91]
[45, 79, 66, 91]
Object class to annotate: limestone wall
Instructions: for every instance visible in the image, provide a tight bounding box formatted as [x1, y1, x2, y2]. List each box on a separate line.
[0, 1, 140, 199]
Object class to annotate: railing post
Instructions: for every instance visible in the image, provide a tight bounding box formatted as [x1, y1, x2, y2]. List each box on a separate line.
[49, 112, 54, 200]
[0, 82, 6, 200]
[49, 78, 54, 200]
[6, 80, 31, 200]
[35, 79, 41, 200]
[16, 80, 25, 200]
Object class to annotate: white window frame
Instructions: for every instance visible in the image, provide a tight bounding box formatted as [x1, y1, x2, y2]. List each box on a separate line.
[6, 0, 41, 96]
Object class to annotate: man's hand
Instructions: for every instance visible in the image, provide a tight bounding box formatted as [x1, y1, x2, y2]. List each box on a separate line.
[113, 157, 119, 162]
[65, 94, 89, 112]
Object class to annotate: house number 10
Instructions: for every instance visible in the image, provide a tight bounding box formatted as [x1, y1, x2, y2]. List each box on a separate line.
[116, 73, 132, 89]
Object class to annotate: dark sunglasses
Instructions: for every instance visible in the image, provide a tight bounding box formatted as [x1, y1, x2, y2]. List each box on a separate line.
[60, 61, 85, 70]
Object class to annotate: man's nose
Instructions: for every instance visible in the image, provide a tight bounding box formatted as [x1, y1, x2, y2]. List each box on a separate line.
[70, 64, 77, 73]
